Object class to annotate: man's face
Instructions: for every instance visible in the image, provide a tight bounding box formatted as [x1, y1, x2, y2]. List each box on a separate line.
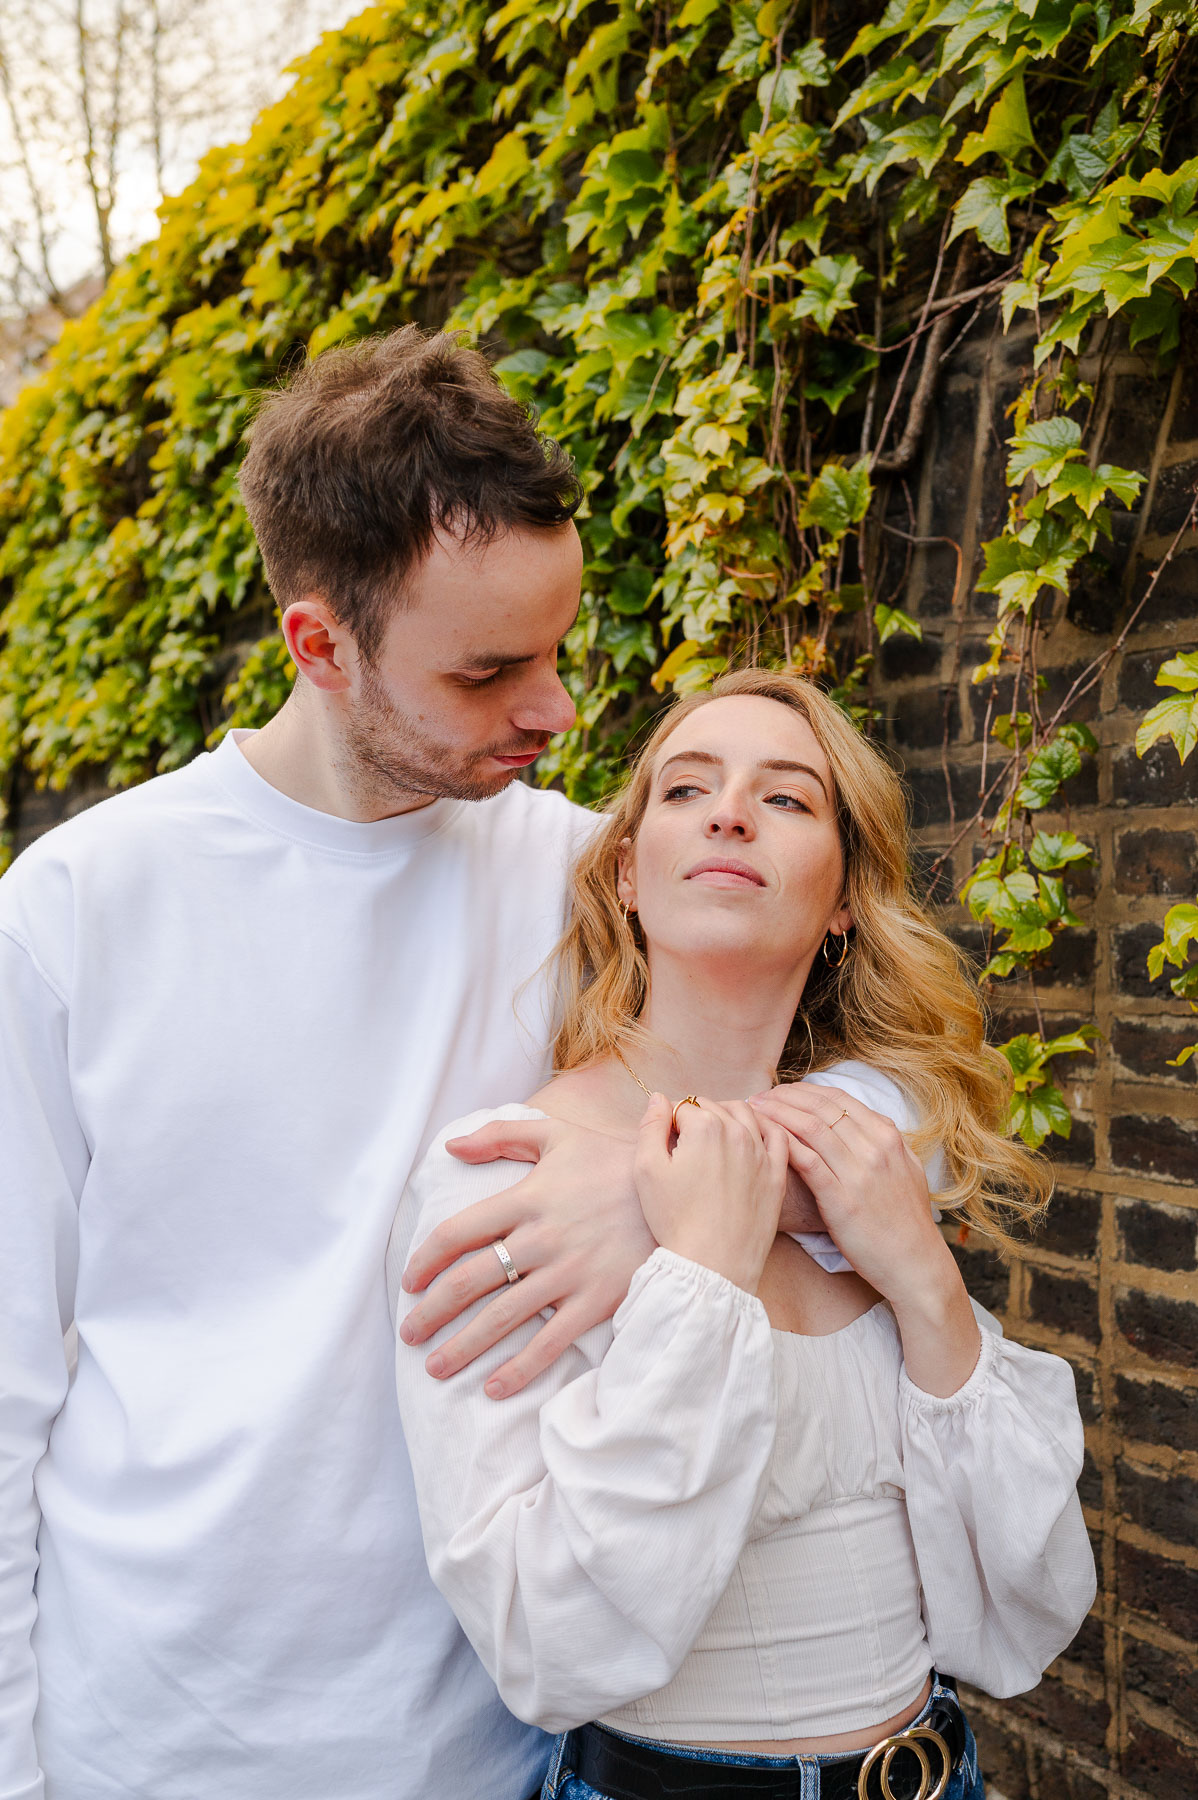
[342, 522, 582, 804]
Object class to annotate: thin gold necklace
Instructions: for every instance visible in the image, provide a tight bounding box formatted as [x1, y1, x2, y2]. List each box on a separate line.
[612, 1043, 701, 1135]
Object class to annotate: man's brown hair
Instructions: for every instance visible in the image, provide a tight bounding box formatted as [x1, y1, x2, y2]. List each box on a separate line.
[238, 326, 582, 659]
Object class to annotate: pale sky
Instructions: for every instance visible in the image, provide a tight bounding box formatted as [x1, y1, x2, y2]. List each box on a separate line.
[1, 0, 363, 309]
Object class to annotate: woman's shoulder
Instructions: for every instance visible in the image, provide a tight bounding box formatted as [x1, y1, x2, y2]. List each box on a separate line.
[801, 1059, 918, 1130]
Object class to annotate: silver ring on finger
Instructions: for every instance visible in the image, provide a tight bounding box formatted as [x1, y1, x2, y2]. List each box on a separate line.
[491, 1239, 520, 1286]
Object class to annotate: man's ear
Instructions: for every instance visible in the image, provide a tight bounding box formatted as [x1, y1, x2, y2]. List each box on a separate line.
[281, 596, 357, 694]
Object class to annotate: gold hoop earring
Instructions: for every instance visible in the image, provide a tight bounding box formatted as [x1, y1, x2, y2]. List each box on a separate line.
[823, 930, 850, 967]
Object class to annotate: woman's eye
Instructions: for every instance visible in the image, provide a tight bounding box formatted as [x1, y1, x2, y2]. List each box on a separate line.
[765, 792, 810, 812]
[663, 781, 705, 801]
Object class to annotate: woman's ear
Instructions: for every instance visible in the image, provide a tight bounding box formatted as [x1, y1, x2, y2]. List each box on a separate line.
[831, 901, 854, 936]
[615, 837, 637, 911]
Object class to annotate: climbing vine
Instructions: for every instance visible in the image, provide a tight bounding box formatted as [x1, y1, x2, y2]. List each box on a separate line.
[1, 0, 1196, 1145]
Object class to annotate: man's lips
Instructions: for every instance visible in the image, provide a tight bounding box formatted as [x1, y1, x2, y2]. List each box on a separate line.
[492, 745, 547, 768]
[684, 857, 766, 887]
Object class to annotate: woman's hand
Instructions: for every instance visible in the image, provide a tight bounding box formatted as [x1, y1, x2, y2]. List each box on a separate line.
[749, 1084, 981, 1396]
[634, 1095, 790, 1294]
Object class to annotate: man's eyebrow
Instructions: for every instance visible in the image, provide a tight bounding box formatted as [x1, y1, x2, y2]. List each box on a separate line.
[454, 651, 537, 671]
[657, 749, 830, 799]
[453, 602, 582, 672]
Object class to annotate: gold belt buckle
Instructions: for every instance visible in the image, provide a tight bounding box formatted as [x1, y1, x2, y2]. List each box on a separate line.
[856, 1723, 951, 1800]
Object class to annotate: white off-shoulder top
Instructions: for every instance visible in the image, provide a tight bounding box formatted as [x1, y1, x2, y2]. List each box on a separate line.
[388, 1068, 1096, 1741]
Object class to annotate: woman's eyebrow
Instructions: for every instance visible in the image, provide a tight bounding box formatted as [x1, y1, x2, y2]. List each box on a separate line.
[657, 749, 829, 799]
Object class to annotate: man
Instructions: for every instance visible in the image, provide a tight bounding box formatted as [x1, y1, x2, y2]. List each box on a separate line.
[0, 328, 664, 1800]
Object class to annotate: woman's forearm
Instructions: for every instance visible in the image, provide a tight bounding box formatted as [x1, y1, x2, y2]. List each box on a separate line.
[888, 1242, 982, 1397]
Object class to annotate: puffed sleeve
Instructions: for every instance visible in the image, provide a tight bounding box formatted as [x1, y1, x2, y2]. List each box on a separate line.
[900, 1302, 1096, 1695]
[390, 1111, 779, 1732]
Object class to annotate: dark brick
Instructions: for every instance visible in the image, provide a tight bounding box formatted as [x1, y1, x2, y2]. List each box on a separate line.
[1147, 458, 1198, 537]
[1118, 1457, 1198, 1552]
[1034, 1186, 1101, 1259]
[1041, 1116, 1097, 1170]
[967, 663, 1099, 733]
[1078, 1447, 1104, 1512]
[1113, 826, 1197, 896]
[1119, 1539, 1198, 1638]
[914, 542, 962, 619]
[1028, 1267, 1101, 1343]
[1036, 928, 1096, 988]
[1130, 544, 1198, 626]
[1071, 1358, 1103, 1426]
[903, 760, 981, 828]
[1110, 1113, 1198, 1184]
[1009, 1669, 1110, 1751]
[1117, 1198, 1198, 1272]
[1113, 739, 1198, 808]
[1114, 922, 1177, 1000]
[1069, 546, 1129, 636]
[1123, 1712, 1198, 1791]
[1118, 647, 1187, 713]
[1111, 1017, 1198, 1085]
[880, 633, 942, 680]
[1123, 1636, 1198, 1734]
[1062, 1610, 1106, 1676]
[1104, 372, 1168, 473]
[1029, 1745, 1109, 1800]
[890, 686, 960, 750]
[1115, 1372, 1198, 1453]
[1116, 1287, 1198, 1371]
[948, 1239, 1010, 1314]
[1171, 344, 1198, 441]
[968, 1709, 1031, 1799]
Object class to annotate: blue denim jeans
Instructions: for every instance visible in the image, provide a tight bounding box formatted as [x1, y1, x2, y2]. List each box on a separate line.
[541, 1673, 985, 1800]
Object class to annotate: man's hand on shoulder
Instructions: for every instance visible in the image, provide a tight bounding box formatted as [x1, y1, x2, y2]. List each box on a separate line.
[399, 1116, 652, 1398]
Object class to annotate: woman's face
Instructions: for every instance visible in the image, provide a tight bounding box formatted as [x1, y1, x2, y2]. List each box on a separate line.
[618, 695, 853, 982]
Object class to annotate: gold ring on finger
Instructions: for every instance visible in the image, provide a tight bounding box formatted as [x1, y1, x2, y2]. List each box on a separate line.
[831, 1108, 850, 1128]
[670, 1096, 701, 1135]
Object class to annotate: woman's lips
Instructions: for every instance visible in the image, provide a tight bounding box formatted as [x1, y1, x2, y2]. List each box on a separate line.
[685, 859, 766, 887]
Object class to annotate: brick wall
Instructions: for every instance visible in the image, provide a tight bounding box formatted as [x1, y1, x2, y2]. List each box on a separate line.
[880, 316, 1198, 1800]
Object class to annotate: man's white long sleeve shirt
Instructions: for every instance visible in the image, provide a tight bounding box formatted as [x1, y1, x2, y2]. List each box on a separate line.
[0, 732, 605, 1800]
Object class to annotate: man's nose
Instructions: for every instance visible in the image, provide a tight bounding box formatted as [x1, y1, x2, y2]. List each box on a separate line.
[512, 667, 576, 737]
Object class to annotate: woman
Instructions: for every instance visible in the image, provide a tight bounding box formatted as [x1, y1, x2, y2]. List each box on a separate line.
[389, 670, 1095, 1800]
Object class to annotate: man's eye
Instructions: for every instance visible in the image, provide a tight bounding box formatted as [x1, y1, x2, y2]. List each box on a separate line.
[663, 781, 705, 801]
[457, 670, 501, 688]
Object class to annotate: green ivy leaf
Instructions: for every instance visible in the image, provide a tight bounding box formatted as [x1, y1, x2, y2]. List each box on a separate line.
[957, 73, 1038, 168]
[799, 458, 872, 536]
[1029, 830, 1093, 871]
[1008, 416, 1085, 488]
[949, 174, 1036, 255]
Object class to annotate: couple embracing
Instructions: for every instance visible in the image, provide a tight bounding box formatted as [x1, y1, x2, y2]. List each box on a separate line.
[0, 327, 1095, 1800]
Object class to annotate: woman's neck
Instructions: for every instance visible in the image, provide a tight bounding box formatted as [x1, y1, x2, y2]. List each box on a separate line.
[626, 954, 805, 1103]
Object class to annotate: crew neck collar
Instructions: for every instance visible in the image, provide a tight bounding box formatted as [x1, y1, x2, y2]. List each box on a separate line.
[205, 730, 463, 857]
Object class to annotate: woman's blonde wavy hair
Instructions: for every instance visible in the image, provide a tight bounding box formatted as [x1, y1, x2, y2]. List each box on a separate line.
[551, 668, 1051, 1249]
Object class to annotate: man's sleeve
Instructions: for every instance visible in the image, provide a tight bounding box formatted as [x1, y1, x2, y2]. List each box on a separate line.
[0, 927, 85, 1800]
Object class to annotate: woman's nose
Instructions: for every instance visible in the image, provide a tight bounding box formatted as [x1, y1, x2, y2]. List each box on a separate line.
[703, 794, 755, 839]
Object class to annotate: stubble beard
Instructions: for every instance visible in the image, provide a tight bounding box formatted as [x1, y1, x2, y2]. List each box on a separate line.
[340, 662, 527, 808]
